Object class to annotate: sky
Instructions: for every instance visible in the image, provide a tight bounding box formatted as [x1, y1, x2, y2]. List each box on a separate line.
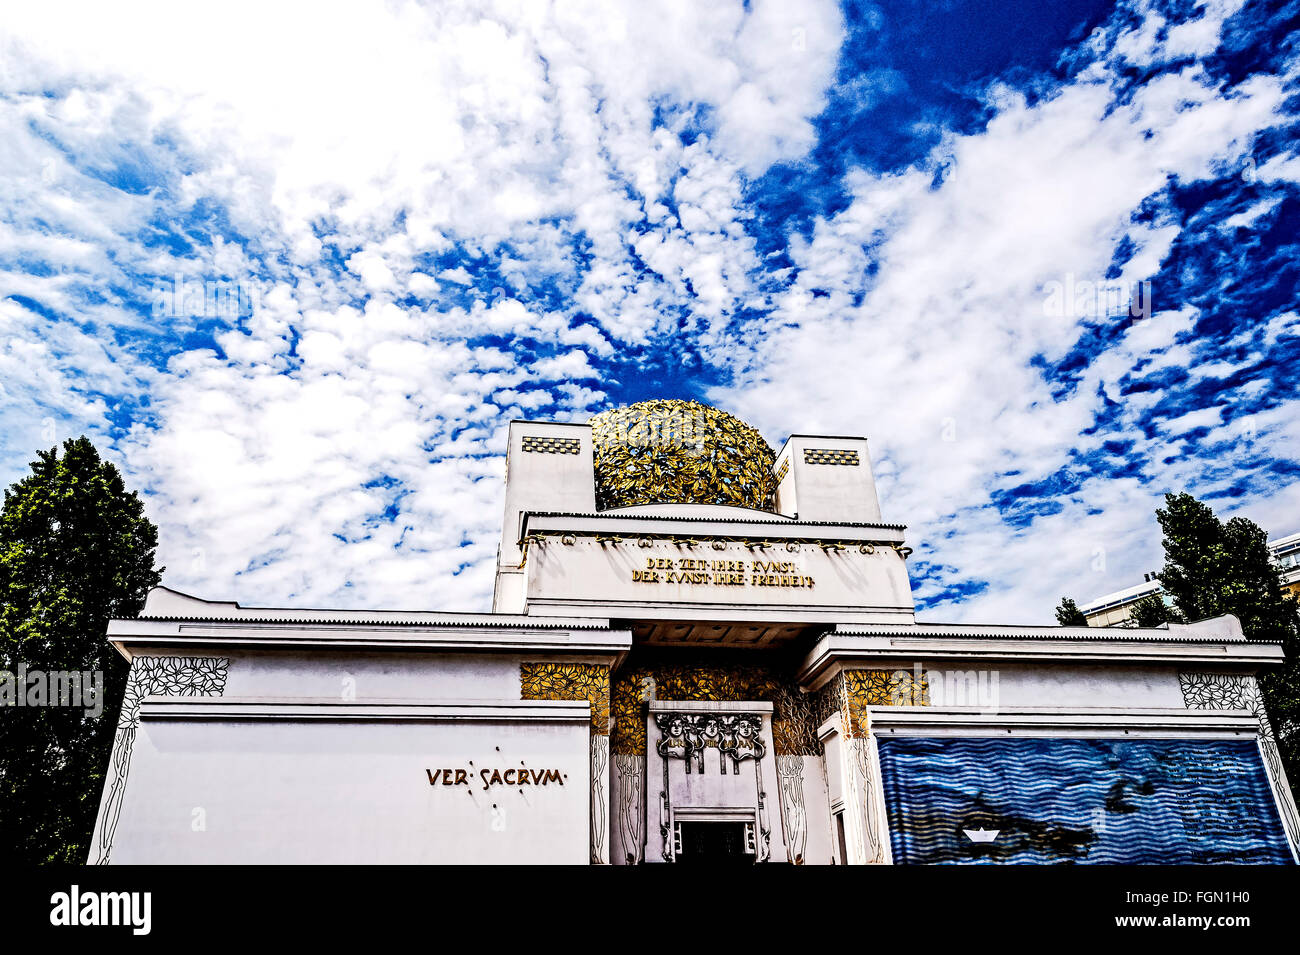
[0, 0, 1297, 623]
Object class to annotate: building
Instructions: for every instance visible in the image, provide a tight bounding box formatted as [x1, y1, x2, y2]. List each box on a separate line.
[1080, 577, 1166, 628]
[1082, 531, 1300, 626]
[1273, 531, 1300, 599]
[89, 400, 1299, 864]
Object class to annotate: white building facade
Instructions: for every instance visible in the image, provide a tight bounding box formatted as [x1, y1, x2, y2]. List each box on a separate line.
[89, 402, 1299, 864]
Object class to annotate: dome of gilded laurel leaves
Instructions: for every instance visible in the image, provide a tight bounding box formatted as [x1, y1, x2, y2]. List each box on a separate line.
[589, 399, 777, 512]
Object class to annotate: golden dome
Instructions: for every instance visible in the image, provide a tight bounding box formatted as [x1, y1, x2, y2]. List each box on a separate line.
[589, 399, 777, 511]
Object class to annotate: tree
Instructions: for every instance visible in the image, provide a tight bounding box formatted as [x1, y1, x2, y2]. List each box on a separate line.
[0, 437, 161, 863]
[1155, 492, 1300, 803]
[1055, 596, 1089, 626]
[1128, 592, 1181, 628]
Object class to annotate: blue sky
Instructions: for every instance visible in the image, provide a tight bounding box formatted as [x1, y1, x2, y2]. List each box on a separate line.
[1, 0, 1297, 622]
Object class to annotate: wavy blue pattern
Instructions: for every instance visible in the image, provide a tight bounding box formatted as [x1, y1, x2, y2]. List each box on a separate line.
[877, 737, 1293, 865]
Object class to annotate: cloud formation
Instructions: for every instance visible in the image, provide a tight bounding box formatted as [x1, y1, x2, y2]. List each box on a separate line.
[1, 0, 1297, 621]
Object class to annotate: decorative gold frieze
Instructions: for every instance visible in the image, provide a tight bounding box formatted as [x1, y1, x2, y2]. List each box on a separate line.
[521, 435, 581, 454]
[520, 662, 610, 735]
[816, 668, 930, 739]
[611, 660, 820, 756]
[803, 448, 860, 466]
[589, 400, 777, 511]
[832, 665, 925, 738]
[847, 667, 929, 707]
[525, 528, 903, 554]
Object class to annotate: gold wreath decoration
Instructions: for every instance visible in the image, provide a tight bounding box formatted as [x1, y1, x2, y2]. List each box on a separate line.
[589, 399, 777, 511]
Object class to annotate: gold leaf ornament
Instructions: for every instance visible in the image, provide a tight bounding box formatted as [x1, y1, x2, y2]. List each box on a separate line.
[589, 399, 777, 511]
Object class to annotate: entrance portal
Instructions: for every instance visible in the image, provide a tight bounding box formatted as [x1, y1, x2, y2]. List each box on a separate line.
[645, 701, 786, 863]
[675, 822, 754, 864]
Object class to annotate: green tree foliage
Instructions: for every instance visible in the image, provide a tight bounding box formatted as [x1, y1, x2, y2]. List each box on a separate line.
[0, 438, 161, 862]
[1055, 596, 1088, 626]
[1128, 592, 1181, 628]
[1155, 492, 1300, 803]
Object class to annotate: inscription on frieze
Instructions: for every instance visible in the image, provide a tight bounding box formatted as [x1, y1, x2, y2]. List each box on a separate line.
[633, 557, 814, 589]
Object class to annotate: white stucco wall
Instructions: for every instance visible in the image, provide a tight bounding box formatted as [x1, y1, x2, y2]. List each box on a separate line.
[525, 536, 915, 619]
[111, 714, 590, 864]
[214, 649, 529, 701]
[920, 662, 1189, 709]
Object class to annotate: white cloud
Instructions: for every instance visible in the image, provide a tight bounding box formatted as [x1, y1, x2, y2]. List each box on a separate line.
[1, 0, 1296, 629]
[710, 0, 1300, 623]
[0, 0, 847, 609]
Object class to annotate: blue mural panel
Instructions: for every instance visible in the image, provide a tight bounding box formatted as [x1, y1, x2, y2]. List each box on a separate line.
[877, 737, 1293, 865]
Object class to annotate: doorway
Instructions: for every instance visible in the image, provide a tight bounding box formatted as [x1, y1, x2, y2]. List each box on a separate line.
[675, 822, 755, 864]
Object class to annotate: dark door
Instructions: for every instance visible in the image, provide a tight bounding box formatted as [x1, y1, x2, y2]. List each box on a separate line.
[676, 822, 754, 864]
